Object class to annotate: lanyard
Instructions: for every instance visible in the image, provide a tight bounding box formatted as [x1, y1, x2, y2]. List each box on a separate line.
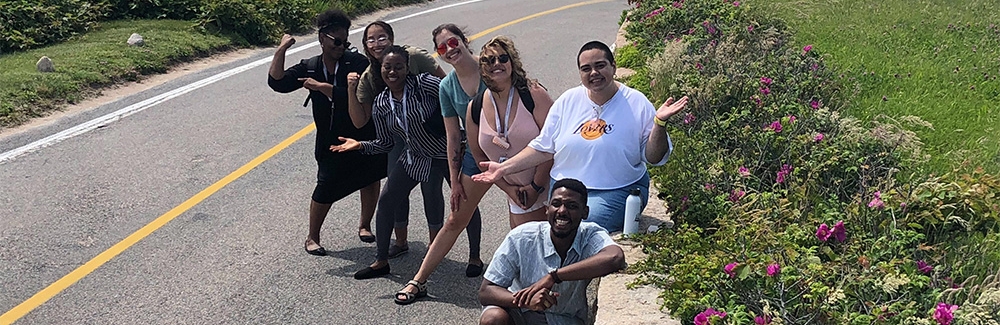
[322, 61, 339, 86]
[387, 88, 413, 165]
[489, 89, 515, 137]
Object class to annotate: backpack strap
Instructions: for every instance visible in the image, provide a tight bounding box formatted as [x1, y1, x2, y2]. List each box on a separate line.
[470, 85, 536, 125]
[302, 56, 324, 107]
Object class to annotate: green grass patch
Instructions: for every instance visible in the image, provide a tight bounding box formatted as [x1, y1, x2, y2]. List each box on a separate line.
[762, 0, 1000, 173]
[305, 0, 428, 17]
[0, 19, 231, 128]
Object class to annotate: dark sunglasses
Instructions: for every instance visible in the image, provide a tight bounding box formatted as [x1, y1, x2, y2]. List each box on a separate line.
[480, 54, 511, 65]
[436, 37, 460, 55]
[323, 34, 351, 48]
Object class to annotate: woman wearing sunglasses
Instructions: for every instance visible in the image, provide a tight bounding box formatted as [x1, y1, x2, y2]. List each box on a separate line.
[472, 40, 689, 233]
[331, 46, 449, 280]
[388, 24, 495, 305]
[267, 9, 385, 257]
[466, 36, 553, 226]
[344, 21, 447, 254]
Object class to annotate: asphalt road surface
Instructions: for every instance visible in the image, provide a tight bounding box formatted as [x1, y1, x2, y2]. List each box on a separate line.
[0, 0, 629, 323]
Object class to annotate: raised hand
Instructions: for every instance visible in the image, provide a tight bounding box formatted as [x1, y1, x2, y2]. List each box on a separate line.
[471, 161, 505, 184]
[656, 96, 689, 121]
[347, 72, 360, 90]
[329, 137, 361, 152]
[279, 34, 296, 50]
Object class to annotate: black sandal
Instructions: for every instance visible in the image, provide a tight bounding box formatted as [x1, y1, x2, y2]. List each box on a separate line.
[304, 239, 327, 256]
[358, 228, 375, 243]
[394, 280, 428, 305]
[465, 263, 484, 277]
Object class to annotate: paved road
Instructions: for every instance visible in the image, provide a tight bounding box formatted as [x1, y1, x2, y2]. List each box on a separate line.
[0, 0, 628, 323]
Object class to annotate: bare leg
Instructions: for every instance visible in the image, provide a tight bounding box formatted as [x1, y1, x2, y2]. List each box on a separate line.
[411, 175, 491, 284]
[306, 199, 333, 250]
[508, 207, 547, 229]
[358, 181, 379, 239]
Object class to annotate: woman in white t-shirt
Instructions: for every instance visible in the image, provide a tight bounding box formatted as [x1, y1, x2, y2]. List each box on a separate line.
[472, 41, 688, 233]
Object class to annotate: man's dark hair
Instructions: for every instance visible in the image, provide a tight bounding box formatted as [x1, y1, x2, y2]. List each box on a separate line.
[315, 8, 351, 34]
[577, 40, 615, 67]
[553, 178, 588, 205]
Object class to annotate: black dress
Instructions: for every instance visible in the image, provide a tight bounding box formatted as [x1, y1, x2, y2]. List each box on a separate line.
[268, 51, 388, 203]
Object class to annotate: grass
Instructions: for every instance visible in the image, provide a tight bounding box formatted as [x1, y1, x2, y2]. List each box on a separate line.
[305, 0, 428, 18]
[0, 20, 231, 128]
[761, 0, 1000, 174]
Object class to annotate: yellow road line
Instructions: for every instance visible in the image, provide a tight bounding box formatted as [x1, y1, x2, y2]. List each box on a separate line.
[0, 0, 610, 322]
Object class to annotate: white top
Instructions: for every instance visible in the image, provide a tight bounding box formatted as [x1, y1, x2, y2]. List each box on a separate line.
[528, 84, 671, 190]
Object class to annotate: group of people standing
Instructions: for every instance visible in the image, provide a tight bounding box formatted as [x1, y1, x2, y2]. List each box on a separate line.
[268, 8, 688, 324]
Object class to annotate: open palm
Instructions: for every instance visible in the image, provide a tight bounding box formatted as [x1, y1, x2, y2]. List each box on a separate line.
[656, 96, 689, 121]
[329, 137, 361, 152]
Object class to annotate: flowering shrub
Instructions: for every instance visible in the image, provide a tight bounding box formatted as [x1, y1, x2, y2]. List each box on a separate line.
[620, 0, 1000, 324]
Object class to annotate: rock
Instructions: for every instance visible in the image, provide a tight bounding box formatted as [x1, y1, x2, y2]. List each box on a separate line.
[127, 33, 145, 46]
[36, 56, 55, 72]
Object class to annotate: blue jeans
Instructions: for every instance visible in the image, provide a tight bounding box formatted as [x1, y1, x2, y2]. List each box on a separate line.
[549, 172, 650, 233]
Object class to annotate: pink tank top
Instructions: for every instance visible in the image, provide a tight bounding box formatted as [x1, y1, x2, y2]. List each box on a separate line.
[478, 89, 540, 187]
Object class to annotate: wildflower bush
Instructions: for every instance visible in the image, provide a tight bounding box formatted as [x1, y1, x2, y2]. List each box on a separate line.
[620, 0, 1000, 324]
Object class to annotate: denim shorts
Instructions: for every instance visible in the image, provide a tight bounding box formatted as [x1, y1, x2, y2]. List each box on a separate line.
[549, 171, 650, 233]
[461, 151, 481, 177]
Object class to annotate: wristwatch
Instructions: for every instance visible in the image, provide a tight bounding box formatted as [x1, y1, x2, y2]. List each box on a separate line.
[530, 181, 544, 194]
[549, 269, 563, 284]
[653, 116, 668, 127]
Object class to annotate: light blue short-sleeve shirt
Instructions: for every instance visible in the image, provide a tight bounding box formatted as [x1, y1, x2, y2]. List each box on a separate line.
[438, 70, 487, 154]
[484, 221, 618, 325]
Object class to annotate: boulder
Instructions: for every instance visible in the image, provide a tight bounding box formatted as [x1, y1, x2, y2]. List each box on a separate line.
[127, 33, 145, 46]
[36, 56, 55, 72]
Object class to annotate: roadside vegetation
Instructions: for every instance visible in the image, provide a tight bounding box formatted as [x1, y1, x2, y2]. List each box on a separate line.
[0, 0, 426, 129]
[616, 0, 1000, 324]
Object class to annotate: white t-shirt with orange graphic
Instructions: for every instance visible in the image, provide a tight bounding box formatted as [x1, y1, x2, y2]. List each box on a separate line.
[529, 84, 671, 190]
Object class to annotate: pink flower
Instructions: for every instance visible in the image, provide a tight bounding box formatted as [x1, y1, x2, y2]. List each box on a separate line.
[766, 263, 780, 276]
[832, 220, 846, 242]
[868, 191, 885, 209]
[738, 166, 750, 177]
[816, 223, 832, 241]
[810, 100, 821, 109]
[760, 87, 771, 95]
[733, 1, 740, 6]
[729, 189, 745, 202]
[724, 262, 738, 278]
[752, 96, 762, 106]
[803, 44, 813, 53]
[788, 115, 797, 123]
[645, 6, 666, 18]
[754, 315, 771, 325]
[776, 164, 793, 184]
[768, 120, 782, 133]
[747, 25, 755, 32]
[917, 260, 933, 274]
[683, 113, 696, 124]
[814, 133, 825, 142]
[704, 183, 716, 191]
[694, 308, 727, 325]
[933, 303, 958, 325]
[760, 77, 773, 85]
[696, 62, 704, 70]
[672, 1, 683, 8]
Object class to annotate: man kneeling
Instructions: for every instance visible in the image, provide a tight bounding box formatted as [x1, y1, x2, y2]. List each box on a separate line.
[479, 178, 626, 325]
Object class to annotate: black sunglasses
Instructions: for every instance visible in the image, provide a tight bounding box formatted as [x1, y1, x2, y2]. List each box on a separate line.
[323, 34, 351, 48]
[480, 54, 510, 65]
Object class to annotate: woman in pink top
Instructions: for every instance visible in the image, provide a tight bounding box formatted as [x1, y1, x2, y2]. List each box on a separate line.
[467, 36, 553, 227]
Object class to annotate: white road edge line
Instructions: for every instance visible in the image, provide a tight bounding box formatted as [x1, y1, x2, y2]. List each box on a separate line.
[0, 0, 485, 164]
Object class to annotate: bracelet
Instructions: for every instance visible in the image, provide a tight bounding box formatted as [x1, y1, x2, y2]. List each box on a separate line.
[653, 116, 668, 127]
[530, 181, 544, 193]
[549, 269, 563, 284]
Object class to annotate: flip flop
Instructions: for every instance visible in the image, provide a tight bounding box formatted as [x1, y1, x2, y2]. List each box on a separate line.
[394, 280, 428, 305]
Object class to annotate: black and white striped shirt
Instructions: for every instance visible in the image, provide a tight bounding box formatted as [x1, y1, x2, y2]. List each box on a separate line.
[360, 73, 448, 182]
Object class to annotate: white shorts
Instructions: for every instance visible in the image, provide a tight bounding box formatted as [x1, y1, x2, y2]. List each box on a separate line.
[508, 196, 547, 215]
